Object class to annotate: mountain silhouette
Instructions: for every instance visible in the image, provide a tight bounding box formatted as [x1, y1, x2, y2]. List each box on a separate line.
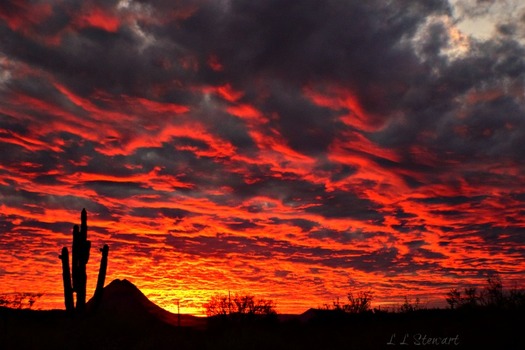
[86, 279, 205, 328]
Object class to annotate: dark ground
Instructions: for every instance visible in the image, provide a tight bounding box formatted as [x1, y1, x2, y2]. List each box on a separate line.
[1, 307, 523, 350]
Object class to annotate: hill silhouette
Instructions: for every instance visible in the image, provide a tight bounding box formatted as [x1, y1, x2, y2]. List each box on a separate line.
[86, 279, 205, 328]
[0, 279, 205, 349]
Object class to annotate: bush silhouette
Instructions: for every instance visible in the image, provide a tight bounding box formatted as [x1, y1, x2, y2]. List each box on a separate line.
[204, 292, 276, 323]
[446, 273, 525, 310]
[344, 290, 374, 313]
[321, 290, 374, 314]
[0, 292, 43, 310]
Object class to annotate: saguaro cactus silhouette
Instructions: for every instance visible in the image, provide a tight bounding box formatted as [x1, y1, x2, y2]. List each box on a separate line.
[59, 209, 108, 314]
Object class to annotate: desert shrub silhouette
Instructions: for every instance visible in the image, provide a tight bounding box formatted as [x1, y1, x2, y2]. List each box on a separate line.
[446, 273, 525, 310]
[343, 290, 374, 313]
[0, 292, 43, 310]
[321, 290, 374, 314]
[397, 295, 421, 312]
[204, 293, 276, 324]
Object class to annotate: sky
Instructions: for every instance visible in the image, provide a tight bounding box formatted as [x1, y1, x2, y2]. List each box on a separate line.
[1, 0, 524, 316]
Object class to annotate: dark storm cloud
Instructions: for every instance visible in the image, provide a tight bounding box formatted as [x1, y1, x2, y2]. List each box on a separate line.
[166, 233, 433, 274]
[133, 143, 242, 194]
[4, 0, 520, 175]
[12, 219, 76, 236]
[0, 214, 16, 234]
[0, 141, 30, 167]
[46, 194, 111, 215]
[342, 248, 399, 272]
[260, 84, 346, 155]
[415, 247, 447, 260]
[0, 0, 454, 157]
[313, 158, 357, 182]
[0, 183, 112, 218]
[429, 209, 464, 218]
[453, 223, 525, 246]
[391, 222, 427, 234]
[308, 227, 386, 244]
[110, 232, 160, 246]
[305, 190, 384, 222]
[166, 234, 274, 259]
[167, 232, 325, 267]
[222, 217, 260, 231]
[305, 247, 427, 274]
[0, 0, 489, 222]
[0, 112, 29, 135]
[0, 184, 48, 209]
[229, 170, 385, 222]
[207, 114, 257, 152]
[510, 192, 525, 203]
[182, 0, 449, 83]
[84, 180, 155, 198]
[130, 207, 191, 220]
[432, 95, 525, 162]
[412, 195, 488, 206]
[364, 42, 524, 195]
[156, 0, 453, 156]
[393, 208, 418, 219]
[1, 13, 191, 99]
[267, 217, 318, 233]
[274, 270, 291, 278]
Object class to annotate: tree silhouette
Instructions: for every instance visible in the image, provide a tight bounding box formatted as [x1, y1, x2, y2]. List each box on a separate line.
[343, 291, 374, 313]
[0, 292, 43, 309]
[398, 295, 420, 312]
[322, 291, 375, 313]
[446, 288, 460, 309]
[204, 292, 276, 322]
[445, 273, 525, 310]
[482, 274, 504, 307]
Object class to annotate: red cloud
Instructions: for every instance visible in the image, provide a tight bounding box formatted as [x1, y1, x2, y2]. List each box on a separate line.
[74, 6, 120, 32]
[134, 97, 190, 115]
[227, 104, 264, 121]
[304, 86, 383, 132]
[0, 0, 52, 32]
[216, 84, 244, 102]
[207, 55, 224, 72]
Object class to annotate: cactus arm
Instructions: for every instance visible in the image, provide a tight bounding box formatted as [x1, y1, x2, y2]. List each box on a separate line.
[93, 244, 109, 308]
[59, 247, 74, 313]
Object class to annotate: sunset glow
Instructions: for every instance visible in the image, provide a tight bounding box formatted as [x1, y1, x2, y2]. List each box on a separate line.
[1, 0, 524, 316]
